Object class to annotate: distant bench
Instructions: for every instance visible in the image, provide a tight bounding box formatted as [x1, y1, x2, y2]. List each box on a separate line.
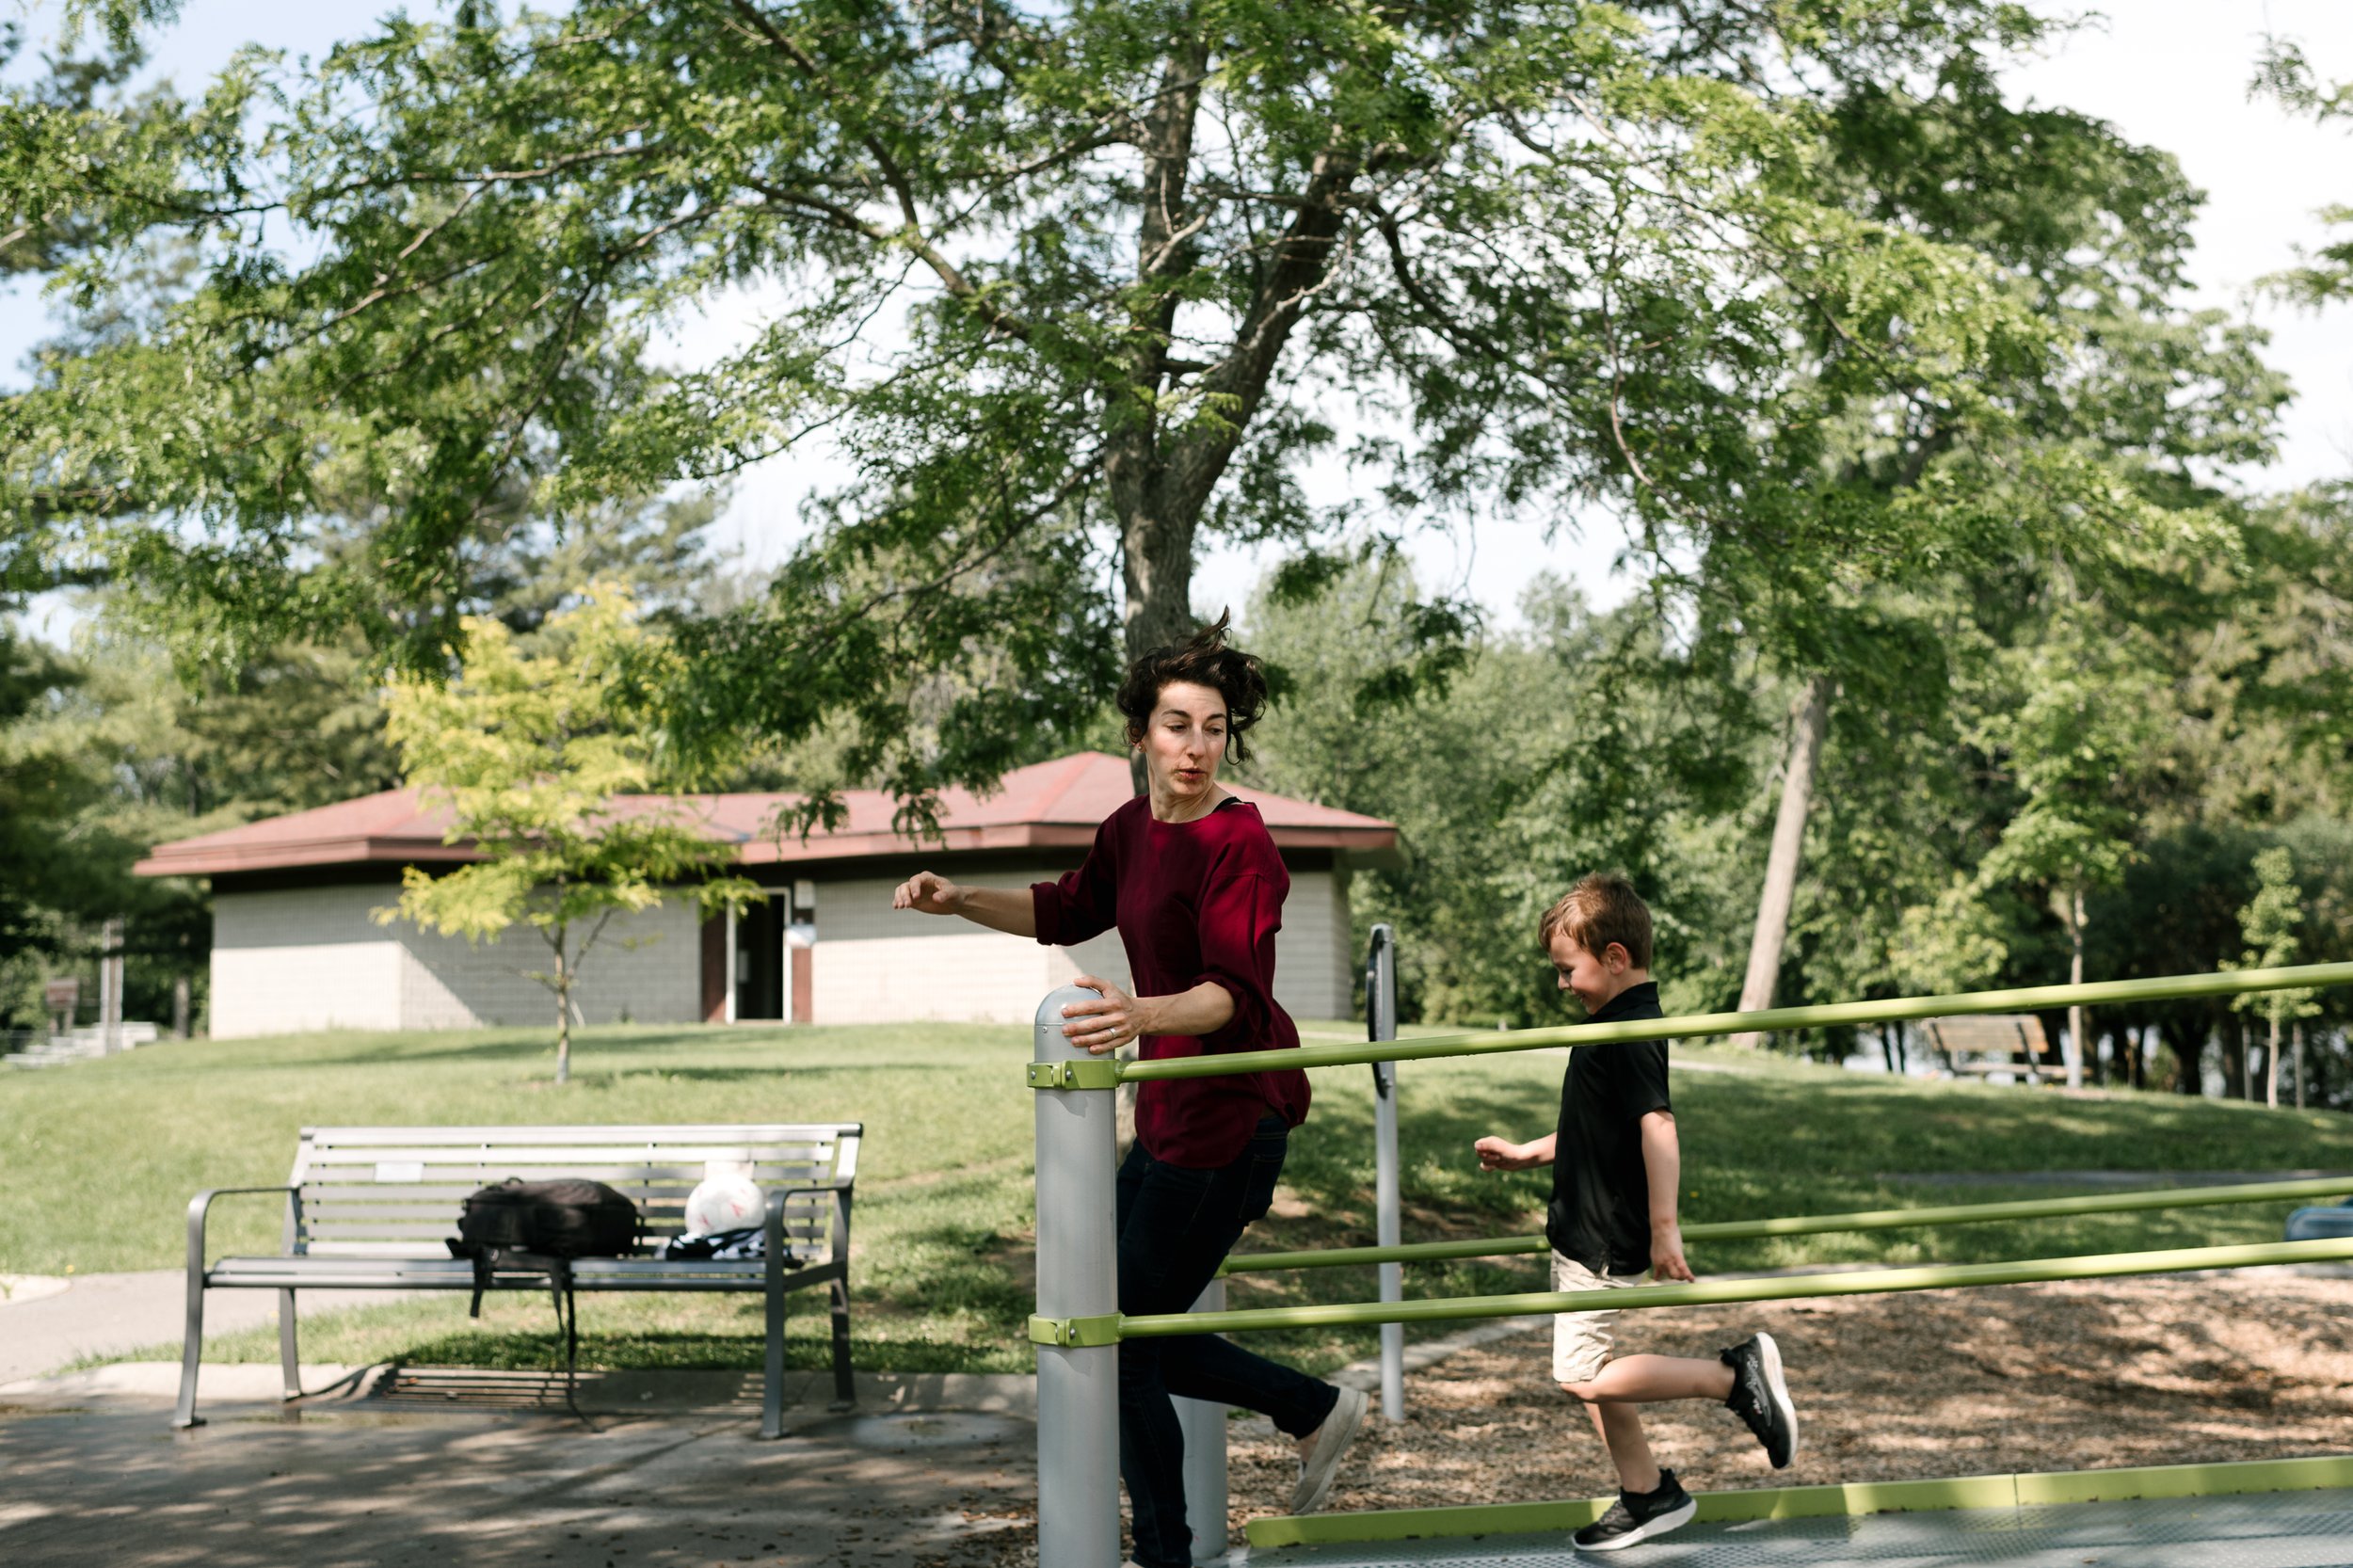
[176, 1123, 861, 1436]
[1920, 1016, 2057, 1084]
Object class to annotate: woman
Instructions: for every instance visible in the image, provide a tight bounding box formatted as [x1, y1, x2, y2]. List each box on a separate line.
[891, 614, 1366, 1568]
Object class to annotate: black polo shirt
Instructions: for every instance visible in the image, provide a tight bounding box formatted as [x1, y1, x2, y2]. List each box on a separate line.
[1545, 980, 1673, 1274]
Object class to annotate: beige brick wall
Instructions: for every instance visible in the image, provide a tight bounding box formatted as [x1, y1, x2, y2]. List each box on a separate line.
[210, 886, 407, 1038]
[1274, 868, 1354, 1022]
[808, 871, 1091, 1025]
[807, 865, 1351, 1028]
[394, 899, 702, 1029]
[209, 857, 1355, 1037]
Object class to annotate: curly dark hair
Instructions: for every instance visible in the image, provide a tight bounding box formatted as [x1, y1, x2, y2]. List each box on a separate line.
[1116, 610, 1271, 764]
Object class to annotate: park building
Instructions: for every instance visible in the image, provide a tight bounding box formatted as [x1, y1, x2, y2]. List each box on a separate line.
[134, 752, 1399, 1039]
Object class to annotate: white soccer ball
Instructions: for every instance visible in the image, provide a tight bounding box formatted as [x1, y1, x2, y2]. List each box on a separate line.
[682, 1173, 765, 1237]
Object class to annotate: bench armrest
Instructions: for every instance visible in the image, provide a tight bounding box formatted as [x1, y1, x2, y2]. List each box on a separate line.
[764, 1181, 855, 1266]
[186, 1186, 299, 1283]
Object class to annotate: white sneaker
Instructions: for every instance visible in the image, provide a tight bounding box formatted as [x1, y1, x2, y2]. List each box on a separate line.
[1289, 1384, 1369, 1514]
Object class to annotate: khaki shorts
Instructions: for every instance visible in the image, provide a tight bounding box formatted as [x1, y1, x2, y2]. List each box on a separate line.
[1550, 1250, 1646, 1385]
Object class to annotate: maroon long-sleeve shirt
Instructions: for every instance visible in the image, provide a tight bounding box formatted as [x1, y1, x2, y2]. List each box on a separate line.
[1032, 793, 1312, 1168]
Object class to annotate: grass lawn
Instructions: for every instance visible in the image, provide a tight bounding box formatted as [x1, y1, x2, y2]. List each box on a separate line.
[3, 1021, 2347, 1378]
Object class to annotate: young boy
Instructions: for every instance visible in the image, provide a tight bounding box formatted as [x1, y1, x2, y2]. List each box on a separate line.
[1476, 872, 1799, 1552]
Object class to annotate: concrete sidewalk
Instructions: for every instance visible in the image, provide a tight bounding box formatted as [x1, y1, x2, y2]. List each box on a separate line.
[0, 1365, 1042, 1568]
[0, 1270, 433, 1384]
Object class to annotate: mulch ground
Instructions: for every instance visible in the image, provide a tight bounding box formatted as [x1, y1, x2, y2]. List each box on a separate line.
[1225, 1272, 2353, 1527]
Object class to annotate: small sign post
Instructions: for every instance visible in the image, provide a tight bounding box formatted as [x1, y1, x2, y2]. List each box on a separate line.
[43, 977, 79, 1041]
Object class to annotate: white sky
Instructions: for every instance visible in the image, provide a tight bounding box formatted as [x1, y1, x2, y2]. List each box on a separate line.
[5, 0, 2351, 642]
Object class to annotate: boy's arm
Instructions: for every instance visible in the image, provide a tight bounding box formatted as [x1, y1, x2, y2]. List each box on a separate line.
[1475, 1132, 1557, 1171]
[1640, 1110, 1693, 1282]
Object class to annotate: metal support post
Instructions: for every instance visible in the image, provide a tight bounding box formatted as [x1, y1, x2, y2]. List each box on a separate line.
[1366, 924, 1403, 1421]
[1033, 986, 1121, 1568]
[1175, 1277, 1229, 1564]
[99, 917, 124, 1055]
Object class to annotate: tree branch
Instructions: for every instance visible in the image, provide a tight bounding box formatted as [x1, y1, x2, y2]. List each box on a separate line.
[725, 1, 1029, 344]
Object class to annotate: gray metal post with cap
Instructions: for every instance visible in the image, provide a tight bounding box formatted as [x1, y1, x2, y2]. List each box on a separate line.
[1174, 1277, 1229, 1562]
[1032, 986, 1122, 1568]
[1366, 923, 1404, 1420]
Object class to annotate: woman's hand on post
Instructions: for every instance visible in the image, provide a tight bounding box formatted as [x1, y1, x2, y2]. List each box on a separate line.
[891, 871, 963, 916]
[1063, 976, 1154, 1056]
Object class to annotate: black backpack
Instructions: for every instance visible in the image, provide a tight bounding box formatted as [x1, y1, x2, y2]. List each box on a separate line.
[455, 1177, 641, 1260]
[448, 1178, 641, 1344]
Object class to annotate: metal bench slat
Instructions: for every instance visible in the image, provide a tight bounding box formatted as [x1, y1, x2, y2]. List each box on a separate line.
[295, 1223, 834, 1245]
[300, 1151, 834, 1171]
[290, 1186, 833, 1205]
[299, 1134, 854, 1151]
[298, 1124, 856, 1144]
[301, 1153, 838, 1176]
[293, 1175, 826, 1201]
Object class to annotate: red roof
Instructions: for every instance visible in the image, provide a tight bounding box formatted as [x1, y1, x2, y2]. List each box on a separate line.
[133, 752, 1397, 878]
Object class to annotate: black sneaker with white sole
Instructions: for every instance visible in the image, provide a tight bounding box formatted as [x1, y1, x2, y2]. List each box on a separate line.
[1721, 1331, 1799, 1468]
[1572, 1469, 1696, 1553]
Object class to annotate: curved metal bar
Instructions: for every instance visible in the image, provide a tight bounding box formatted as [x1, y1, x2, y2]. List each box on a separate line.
[1120, 962, 2353, 1082]
[1129, 1235, 2353, 1339]
[1220, 1175, 2353, 1274]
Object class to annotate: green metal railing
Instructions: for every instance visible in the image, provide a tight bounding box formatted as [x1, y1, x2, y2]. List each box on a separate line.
[1124, 1235, 2353, 1340]
[1028, 961, 2353, 1566]
[1221, 1175, 2353, 1275]
[1118, 961, 2353, 1082]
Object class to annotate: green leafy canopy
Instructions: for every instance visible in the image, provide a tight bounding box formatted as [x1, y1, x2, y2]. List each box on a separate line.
[0, 0, 2276, 821]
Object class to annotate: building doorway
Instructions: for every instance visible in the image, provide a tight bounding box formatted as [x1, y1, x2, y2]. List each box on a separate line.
[728, 885, 815, 1023]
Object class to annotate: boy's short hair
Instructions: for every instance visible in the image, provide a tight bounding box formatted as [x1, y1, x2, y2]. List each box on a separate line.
[1539, 873, 1654, 969]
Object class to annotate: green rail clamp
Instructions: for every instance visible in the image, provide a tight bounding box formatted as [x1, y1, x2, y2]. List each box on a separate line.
[1027, 1312, 1124, 1347]
[1026, 1059, 1121, 1091]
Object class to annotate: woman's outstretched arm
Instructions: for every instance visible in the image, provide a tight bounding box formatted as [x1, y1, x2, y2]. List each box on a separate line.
[891, 872, 1037, 938]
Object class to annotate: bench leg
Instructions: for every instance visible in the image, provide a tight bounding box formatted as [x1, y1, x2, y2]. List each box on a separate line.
[826, 1278, 854, 1413]
[173, 1270, 207, 1430]
[278, 1288, 301, 1401]
[760, 1274, 787, 1441]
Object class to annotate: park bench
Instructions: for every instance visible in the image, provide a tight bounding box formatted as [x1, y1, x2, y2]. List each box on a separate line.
[1919, 1015, 2057, 1084]
[175, 1122, 860, 1437]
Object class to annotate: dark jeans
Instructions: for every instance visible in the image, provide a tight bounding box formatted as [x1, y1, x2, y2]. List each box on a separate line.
[1117, 1115, 1340, 1568]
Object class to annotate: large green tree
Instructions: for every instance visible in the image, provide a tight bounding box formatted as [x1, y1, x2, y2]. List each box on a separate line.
[5, 0, 2194, 816]
[0, 625, 94, 967]
[1709, 51, 2284, 1032]
[1241, 562, 1758, 1026]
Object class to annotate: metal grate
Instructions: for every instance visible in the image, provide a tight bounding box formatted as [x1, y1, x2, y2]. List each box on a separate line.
[1246, 1491, 2353, 1568]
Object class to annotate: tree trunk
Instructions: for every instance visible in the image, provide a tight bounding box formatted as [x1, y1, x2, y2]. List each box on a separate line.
[1109, 33, 1214, 793]
[1729, 676, 1832, 1048]
[2217, 1013, 2245, 1100]
[2266, 1014, 2281, 1109]
[1103, 38, 1354, 810]
[2294, 1021, 2306, 1111]
[553, 924, 572, 1085]
[172, 972, 191, 1040]
[1121, 510, 1195, 807]
[2062, 884, 2087, 1090]
[2160, 1016, 2201, 1094]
